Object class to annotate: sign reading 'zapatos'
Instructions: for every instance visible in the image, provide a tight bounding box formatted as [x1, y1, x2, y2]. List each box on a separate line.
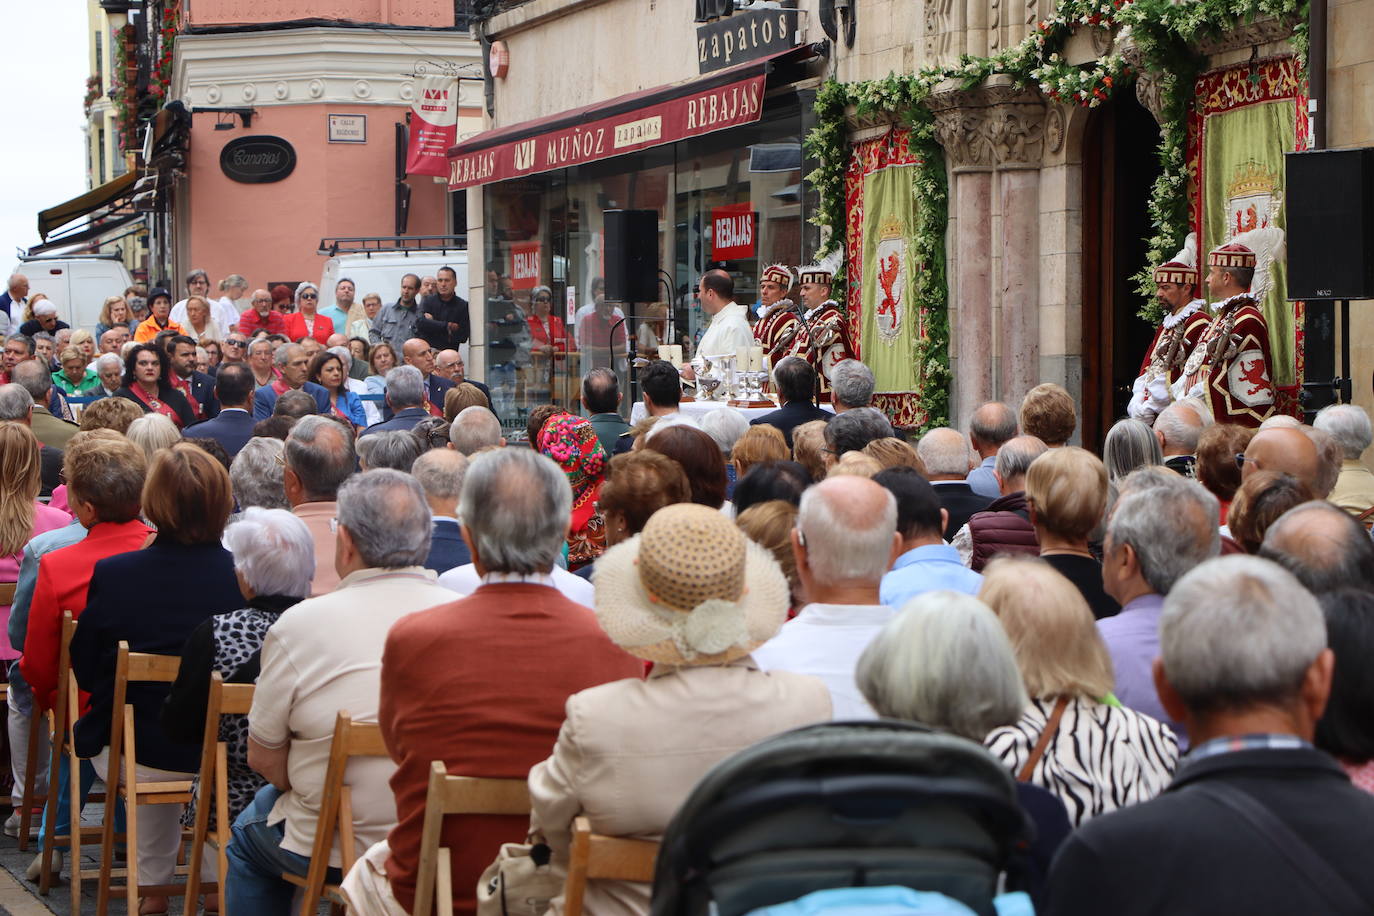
[697, 7, 801, 74]
[219, 135, 297, 184]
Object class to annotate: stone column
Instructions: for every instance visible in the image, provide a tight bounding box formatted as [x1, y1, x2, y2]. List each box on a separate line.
[929, 85, 995, 425]
[986, 78, 1047, 408]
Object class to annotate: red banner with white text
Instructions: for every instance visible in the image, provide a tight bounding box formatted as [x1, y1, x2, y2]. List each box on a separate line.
[406, 75, 460, 177]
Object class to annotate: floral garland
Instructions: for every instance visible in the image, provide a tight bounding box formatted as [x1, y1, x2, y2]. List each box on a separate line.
[151, 3, 178, 102]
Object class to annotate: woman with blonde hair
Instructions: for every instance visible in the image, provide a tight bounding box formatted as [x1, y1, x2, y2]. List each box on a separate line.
[862, 436, 927, 474]
[442, 382, 489, 423]
[182, 295, 222, 342]
[979, 555, 1178, 825]
[736, 499, 804, 614]
[95, 295, 133, 338]
[1024, 447, 1118, 619]
[731, 424, 789, 480]
[0, 424, 70, 661]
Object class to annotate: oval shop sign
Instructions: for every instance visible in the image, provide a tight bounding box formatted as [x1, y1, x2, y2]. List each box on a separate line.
[220, 135, 297, 184]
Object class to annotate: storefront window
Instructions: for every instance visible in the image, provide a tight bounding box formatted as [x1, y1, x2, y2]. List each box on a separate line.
[481, 94, 816, 437]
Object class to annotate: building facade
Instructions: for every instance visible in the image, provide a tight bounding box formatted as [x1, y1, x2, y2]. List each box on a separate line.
[455, 0, 1374, 445]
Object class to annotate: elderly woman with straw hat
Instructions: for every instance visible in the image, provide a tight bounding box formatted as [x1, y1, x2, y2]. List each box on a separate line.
[526, 504, 832, 916]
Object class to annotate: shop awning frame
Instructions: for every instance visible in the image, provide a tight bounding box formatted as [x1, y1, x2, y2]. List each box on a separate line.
[27, 212, 144, 257]
[447, 43, 822, 190]
[37, 171, 139, 241]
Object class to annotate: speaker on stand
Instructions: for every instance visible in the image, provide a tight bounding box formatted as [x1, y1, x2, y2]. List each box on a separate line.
[1285, 147, 1374, 416]
[603, 209, 660, 409]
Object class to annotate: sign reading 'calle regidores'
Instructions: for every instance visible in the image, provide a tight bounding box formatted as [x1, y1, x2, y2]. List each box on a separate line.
[697, 6, 801, 74]
[220, 135, 297, 184]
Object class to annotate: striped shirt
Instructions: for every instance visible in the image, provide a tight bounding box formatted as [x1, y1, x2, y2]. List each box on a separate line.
[986, 695, 1179, 826]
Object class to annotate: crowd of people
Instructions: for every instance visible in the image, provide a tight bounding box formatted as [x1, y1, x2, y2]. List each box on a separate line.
[0, 267, 1372, 913]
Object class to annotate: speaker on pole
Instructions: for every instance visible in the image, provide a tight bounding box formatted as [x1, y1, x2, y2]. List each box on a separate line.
[603, 209, 659, 303]
[1286, 148, 1374, 301]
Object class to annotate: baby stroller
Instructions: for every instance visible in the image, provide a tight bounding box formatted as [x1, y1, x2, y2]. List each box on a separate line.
[649, 721, 1032, 916]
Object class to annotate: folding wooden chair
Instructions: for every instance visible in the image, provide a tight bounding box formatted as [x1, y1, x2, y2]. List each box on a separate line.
[17, 680, 50, 852]
[95, 643, 194, 916]
[183, 672, 255, 916]
[281, 712, 389, 915]
[40, 613, 117, 911]
[562, 816, 660, 916]
[413, 762, 531, 916]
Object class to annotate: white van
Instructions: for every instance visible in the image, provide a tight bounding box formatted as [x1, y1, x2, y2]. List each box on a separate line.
[318, 238, 468, 310]
[12, 254, 135, 331]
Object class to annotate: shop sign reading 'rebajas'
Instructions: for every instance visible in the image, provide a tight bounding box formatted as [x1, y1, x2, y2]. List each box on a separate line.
[697, 5, 801, 74]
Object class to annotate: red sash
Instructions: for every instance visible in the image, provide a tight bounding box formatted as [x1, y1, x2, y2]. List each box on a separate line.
[170, 374, 202, 420]
[129, 385, 183, 427]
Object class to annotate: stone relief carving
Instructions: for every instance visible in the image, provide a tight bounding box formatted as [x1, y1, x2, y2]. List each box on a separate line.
[989, 0, 1002, 52]
[927, 78, 1049, 169]
[925, 0, 956, 63]
[1195, 13, 1299, 55]
[1044, 102, 1064, 153]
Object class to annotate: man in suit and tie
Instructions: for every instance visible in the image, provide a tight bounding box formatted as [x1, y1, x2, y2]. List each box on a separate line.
[252, 344, 330, 419]
[402, 338, 454, 414]
[413, 448, 470, 575]
[751, 356, 831, 448]
[168, 335, 220, 422]
[917, 426, 990, 541]
[186, 364, 257, 457]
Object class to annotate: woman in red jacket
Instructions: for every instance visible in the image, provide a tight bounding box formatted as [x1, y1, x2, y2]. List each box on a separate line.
[281, 283, 334, 345]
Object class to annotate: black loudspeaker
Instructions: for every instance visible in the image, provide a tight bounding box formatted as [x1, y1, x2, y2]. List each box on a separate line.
[1286, 148, 1374, 300]
[603, 209, 659, 303]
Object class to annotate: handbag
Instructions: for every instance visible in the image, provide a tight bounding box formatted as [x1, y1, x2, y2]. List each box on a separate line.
[1016, 696, 1069, 782]
[476, 839, 561, 916]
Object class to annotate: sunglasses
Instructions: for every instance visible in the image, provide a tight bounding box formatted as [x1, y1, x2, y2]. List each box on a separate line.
[225, 339, 246, 347]
[301, 292, 318, 299]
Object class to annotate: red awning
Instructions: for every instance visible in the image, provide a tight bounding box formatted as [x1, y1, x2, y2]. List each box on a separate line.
[447, 46, 816, 190]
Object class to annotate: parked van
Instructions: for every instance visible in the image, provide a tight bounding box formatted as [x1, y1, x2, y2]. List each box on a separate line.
[318, 237, 469, 311]
[12, 254, 135, 331]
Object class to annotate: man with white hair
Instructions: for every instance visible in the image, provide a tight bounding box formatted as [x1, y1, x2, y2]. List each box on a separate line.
[340, 449, 640, 915]
[1100, 477, 1220, 745]
[447, 405, 505, 455]
[955, 435, 1049, 569]
[1045, 555, 1374, 914]
[752, 476, 902, 718]
[412, 448, 470, 575]
[361, 365, 430, 436]
[1152, 400, 1207, 478]
[1, 274, 29, 328]
[1315, 403, 1374, 516]
[917, 427, 988, 540]
[228, 470, 455, 915]
[1259, 500, 1374, 594]
[283, 416, 356, 596]
[830, 359, 874, 413]
[18, 299, 67, 338]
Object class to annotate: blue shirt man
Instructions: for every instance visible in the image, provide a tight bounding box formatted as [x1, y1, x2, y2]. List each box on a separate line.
[872, 466, 984, 608]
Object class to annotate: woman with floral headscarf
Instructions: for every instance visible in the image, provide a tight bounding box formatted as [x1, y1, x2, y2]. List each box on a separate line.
[539, 414, 608, 571]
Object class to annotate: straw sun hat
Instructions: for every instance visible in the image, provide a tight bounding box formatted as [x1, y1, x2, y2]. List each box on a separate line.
[593, 503, 790, 666]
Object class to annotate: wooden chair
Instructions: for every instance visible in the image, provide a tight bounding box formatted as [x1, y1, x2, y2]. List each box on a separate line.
[95, 643, 194, 916]
[17, 684, 50, 852]
[183, 673, 255, 916]
[562, 817, 660, 916]
[280, 712, 389, 915]
[413, 762, 531, 916]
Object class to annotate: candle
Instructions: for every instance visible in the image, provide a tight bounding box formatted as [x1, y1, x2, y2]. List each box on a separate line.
[658, 345, 671, 362]
[748, 346, 763, 371]
[736, 346, 750, 370]
[669, 345, 683, 367]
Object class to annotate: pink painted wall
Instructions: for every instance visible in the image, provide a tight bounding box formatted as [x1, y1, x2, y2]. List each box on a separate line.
[187, 0, 455, 27]
[185, 104, 451, 289]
